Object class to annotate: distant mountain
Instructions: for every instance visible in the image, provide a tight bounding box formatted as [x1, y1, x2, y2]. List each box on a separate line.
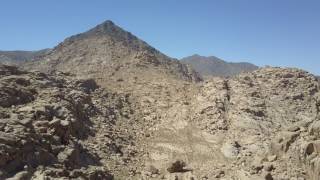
[25, 20, 201, 88]
[0, 49, 50, 65]
[181, 54, 258, 77]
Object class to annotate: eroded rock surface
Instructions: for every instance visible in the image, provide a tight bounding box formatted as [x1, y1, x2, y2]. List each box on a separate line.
[2, 64, 320, 179]
[0, 64, 137, 179]
[142, 67, 320, 180]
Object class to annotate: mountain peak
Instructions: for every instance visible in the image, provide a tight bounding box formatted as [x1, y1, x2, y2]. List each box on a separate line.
[190, 54, 202, 57]
[101, 20, 115, 26]
[186, 54, 224, 63]
[89, 20, 118, 33]
[25, 20, 201, 84]
[61, 20, 134, 45]
[80, 20, 125, 37]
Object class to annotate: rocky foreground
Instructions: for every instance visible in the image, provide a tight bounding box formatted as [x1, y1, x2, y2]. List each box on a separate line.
[0, 64, 142, 179]
[0, 63, 320, 180]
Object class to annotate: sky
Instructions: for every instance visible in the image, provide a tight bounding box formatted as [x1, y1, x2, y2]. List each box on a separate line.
[0, 0, 319, 75]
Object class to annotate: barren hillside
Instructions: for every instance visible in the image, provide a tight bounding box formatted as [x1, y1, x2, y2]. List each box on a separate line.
[1, 21, 320, 180]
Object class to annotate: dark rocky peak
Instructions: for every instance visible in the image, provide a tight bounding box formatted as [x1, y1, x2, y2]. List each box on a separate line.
[87, 20, 123, 35]
[73, 20, 130, 39]
[60, 20, 156, 53]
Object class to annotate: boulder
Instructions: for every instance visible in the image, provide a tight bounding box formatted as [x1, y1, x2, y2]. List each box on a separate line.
[167, 160, 187, 173]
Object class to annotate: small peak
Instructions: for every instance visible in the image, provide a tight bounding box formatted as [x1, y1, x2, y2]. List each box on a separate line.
[191, 54, 202, 57]
[76, 20, 124, 37]
[72, 20, 128, 38]
[94, 20, 117, 31]
[100, 20, 115, 26]
[61, 19, 144, 49]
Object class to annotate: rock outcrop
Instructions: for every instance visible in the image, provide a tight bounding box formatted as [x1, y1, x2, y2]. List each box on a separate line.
[0, 64, 139, 179]
[187, 67, 319, 179]
[138, 67, 320, 180]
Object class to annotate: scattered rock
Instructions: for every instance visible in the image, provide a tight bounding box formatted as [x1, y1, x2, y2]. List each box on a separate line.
[264, 172, 273, 180]
[167, 160, 187, 173]
[267, 155, 277, 162]
[221, 141, 241, 158]
[263, 163, 274, 172]
[215, 170, 225, 178]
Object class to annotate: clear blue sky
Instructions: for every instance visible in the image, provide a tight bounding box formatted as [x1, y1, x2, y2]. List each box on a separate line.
[1, 0, 319, 74]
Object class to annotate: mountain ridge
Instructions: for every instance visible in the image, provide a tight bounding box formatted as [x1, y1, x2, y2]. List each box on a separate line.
[0, 49, 50, 65]
[181, 54, 259, 77]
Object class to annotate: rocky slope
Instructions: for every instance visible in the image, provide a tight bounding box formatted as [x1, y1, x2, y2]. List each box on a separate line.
[2, 63, 320, 180]
[1, 20, 320, 180]
[0, 63, 149, 179]
[191, 68, 320, 179]
[139, 67, 320, 180]
[181, 54, 258, 77]
[0, 49, 50, 66]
